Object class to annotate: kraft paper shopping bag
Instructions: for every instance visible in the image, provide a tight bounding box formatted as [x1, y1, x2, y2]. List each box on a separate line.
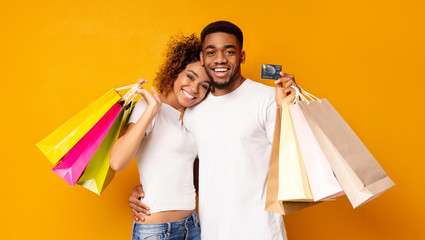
[298, 98, 395, 208]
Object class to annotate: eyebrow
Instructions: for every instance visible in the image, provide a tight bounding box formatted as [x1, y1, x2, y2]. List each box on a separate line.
[188, 70, 199, 78]
[204, 44, 237, 50]
[224, 44, 236, 49]
[205, 45, 216, 50]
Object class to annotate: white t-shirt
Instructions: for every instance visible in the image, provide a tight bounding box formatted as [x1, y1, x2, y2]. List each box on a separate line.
[128, 100, 197, 213]
[184, 79, 287, 240]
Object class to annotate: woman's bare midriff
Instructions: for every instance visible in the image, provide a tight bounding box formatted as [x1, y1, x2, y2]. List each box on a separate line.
[135, 210, 194, 224]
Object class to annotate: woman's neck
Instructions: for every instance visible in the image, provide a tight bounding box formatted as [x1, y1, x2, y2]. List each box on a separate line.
[159, 91, 185, 113]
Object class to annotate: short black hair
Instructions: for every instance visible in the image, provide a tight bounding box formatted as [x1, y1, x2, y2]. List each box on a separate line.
[200, 21, 243, 49]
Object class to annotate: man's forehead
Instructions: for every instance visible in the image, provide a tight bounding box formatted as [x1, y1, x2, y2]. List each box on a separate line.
[203, 32, 239, 48]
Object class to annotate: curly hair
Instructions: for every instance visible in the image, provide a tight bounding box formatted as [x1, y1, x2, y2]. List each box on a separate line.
[154, 33, 202, 95]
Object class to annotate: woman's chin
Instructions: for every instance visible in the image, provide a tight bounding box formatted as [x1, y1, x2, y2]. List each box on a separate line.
[178, 97, 199, 108]
[180, 102, 195, 108]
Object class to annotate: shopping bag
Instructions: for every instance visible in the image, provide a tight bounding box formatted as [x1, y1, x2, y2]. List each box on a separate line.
[266, 106, 320, 215]
[52, 102, 123, 186]
[36, 90, 121, 165]
[298, 95, 395, 208]
[38, 82, 142, 187]
[289, 104, 344, 201]
[77, 101, 135, 195]
[278, 102, 314, 201]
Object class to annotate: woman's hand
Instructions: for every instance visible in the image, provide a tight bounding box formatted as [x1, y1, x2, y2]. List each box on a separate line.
[274, 72, 297, 107]
[136, 79, 162, 116]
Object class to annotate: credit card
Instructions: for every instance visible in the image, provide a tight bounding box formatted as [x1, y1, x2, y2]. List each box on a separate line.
[261, 64, 282, 80]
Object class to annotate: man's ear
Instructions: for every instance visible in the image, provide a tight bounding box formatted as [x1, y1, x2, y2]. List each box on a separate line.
[240, 50, 246, 64]
[200, 51, 204, 66]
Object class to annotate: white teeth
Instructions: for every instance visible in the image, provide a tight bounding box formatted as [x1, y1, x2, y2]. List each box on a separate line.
[183, 90, 195, 99]
[214, 68, 228, 72]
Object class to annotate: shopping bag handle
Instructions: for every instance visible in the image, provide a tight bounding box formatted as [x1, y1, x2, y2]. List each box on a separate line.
[115, 80, 145, 106]
[291, 85, 322, 105]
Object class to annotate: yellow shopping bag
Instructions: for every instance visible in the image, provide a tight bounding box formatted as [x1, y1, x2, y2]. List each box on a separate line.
[36, 90, 121, 165]
[266, 106, 319, 215]
[278, 102, 314, 201]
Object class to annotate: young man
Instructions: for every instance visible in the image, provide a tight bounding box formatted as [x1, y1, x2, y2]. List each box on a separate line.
[129, 21, 296, 239]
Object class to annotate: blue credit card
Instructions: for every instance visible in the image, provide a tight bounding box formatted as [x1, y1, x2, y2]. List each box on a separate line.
[261, 64, 282, 80]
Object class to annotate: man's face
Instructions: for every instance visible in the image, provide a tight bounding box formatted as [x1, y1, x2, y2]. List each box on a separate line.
[200, 32, 245, 89]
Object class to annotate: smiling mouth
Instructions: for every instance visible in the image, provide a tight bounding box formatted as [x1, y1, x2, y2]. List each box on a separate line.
[213, 67, 230, 73]
[182, 90, 195, 99]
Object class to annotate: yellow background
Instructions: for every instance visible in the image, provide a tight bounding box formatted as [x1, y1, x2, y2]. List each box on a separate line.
[2, 0, 424, 239]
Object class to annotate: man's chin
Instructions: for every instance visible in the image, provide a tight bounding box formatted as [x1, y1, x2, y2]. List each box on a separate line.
[207, 71, 238, 90]
[211, 80, 231, 90]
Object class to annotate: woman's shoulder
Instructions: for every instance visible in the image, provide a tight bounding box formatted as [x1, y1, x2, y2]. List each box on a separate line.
[128, 99, 151, 124]
[134, 98, 148, 109]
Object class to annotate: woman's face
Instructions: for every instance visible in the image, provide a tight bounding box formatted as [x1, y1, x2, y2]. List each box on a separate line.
[173, 61, 211, 108]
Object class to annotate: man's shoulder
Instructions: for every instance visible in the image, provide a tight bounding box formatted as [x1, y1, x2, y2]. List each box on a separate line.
[244, 79, 275, 95]
[242, 79, 276, 104]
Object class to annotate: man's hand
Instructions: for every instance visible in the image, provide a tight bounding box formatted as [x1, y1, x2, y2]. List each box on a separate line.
[129, 185, 151, 222]
[275, 72, 297, 107]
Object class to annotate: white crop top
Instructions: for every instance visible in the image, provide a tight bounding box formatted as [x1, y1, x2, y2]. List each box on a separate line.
[128, 100, 197, 213]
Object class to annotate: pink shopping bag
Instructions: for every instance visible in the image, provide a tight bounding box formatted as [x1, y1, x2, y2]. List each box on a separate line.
[52, 102, 122, 186]
[289, 104, 344, 201]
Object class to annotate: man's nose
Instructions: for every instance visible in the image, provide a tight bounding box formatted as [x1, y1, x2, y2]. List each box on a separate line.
[214, 51, 228, 64]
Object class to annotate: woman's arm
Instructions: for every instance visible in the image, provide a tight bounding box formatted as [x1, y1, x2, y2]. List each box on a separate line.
[110, 86, 161, 171]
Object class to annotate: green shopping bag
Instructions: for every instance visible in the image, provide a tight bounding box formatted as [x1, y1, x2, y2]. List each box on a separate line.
[77, 101, 135, 195]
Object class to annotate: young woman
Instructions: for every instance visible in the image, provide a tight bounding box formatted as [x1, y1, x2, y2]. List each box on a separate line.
[110, 34, 211, 240]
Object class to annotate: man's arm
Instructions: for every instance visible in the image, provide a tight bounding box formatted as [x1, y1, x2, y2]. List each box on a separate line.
[129, 185, 151, 222]
[264, 72, 297, 143]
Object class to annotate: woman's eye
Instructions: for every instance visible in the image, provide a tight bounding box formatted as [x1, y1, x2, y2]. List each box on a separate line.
[187, 74, 194, 81]
[201, 84, 209, 89]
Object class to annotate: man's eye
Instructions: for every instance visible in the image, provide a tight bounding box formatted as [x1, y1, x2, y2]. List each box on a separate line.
[206, 51, 215, 56]
[226, 51, 235, 54]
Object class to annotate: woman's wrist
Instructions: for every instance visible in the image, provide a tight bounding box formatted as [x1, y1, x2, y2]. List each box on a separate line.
[143, 106, 159, 119]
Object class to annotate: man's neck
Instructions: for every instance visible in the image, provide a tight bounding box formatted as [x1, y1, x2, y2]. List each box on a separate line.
[212, 75, 246, 96]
